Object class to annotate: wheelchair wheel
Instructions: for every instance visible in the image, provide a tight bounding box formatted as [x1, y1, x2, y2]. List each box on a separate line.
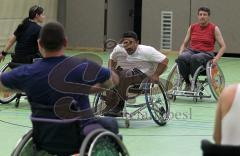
[92, 92, 108, 115]
[206, 61, 225, 100]
[12, 129, 57, 156]
[145, 81, 170, 126]
[11, 130, 33, 156]
[80, 129, 129, 156]
[0, 63, 17, 104]
[104, 39, 117, 51]
[166, 64, 183, 99]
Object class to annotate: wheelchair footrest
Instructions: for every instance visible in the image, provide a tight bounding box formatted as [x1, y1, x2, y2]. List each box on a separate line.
[170, 91, 211, 98]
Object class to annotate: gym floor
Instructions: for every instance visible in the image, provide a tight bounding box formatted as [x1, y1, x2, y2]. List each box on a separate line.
[0, 51, 239, 156]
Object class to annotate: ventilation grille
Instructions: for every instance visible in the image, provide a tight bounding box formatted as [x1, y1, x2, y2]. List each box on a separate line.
[160, 11, 173, 50]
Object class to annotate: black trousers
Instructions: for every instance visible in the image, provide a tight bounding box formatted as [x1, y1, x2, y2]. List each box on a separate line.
[175, 49, 214, 84]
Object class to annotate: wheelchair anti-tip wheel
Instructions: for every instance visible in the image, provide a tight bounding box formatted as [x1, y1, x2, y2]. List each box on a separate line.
[144, 81, 170, 126]
[206, 61, 225, 100]
[0, 63, 17, 104]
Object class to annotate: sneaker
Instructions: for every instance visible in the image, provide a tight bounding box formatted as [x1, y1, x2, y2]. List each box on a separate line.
[184, 83, 191, 91]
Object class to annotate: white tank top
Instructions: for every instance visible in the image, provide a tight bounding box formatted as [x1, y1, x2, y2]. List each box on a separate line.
[221, 84, 240, 145]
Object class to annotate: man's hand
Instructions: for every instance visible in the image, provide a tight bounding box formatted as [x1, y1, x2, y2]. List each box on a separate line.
[212, 57, 218, 65]
[149, 74, 160, 83]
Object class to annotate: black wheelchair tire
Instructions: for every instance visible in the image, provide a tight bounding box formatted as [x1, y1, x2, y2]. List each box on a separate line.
[87, 131, 129, 156]
[11, 130, 33, 156]
[145, 81, 170, 126]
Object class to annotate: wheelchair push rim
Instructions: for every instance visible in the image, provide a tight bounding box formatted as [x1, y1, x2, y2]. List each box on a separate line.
[80, 129, 129, 156]
[88, 131, 129, 156]
[144, 81, 170, 126]
[206, 61, 225, 100]
[0, 63, 17, 104]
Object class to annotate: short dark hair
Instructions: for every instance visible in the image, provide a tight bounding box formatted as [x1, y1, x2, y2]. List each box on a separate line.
[198, 7, 210, 16]
[122, 31, 138, 41]
[39, 22, 65, 52]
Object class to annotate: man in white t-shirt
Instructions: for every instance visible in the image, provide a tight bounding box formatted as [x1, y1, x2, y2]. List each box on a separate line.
[105, 31, 168, 116]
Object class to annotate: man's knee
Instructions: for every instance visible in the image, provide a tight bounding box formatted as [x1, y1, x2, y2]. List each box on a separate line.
[97, 117, 119, 134]
[190, 55, 208, 66]
[176, 53, 191, 63]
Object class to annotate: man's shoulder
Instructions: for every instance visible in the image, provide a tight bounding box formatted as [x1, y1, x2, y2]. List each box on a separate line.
[111, 45, 127, 56]
[113, 44, 125, 51]
[137, 44, 158, 52]
[191, 23, 199, 27]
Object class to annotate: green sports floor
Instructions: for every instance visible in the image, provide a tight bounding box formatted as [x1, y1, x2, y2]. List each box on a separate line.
[0, 51, 239, 156]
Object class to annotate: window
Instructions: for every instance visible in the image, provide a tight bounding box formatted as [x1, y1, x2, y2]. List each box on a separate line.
[161, 11, 173, 50]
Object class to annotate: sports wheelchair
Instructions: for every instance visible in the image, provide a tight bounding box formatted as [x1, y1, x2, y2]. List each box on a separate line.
[11, 128, 129, 156]
[166, 60, 225, 102]
[0, 62, 26, 107]
[92, 75, 170, 128]
[0, 53, 40, 107]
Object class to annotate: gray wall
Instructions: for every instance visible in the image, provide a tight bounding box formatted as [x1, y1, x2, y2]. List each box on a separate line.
[107, 0, 134, 42]
[142, 0, 189, 51]
[142, 0, 240, 53]
[64, 0, 134, 50]
[65, 0, 105, 50]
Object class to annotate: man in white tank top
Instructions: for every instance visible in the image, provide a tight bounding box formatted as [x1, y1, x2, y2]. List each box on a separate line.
[213, 84, 240, 145]
[104, 31, 168, 116]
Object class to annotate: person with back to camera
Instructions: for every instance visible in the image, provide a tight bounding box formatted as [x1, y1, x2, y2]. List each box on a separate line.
[0, 21, 120, 155]
[213, 84, 240, 145]
[176, 6, 226, 91]
[104, 31, 168, 117]
[0, 5, 45, 63]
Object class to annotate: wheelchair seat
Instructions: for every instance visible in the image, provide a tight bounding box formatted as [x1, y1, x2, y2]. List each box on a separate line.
[201, 139, 240, 156]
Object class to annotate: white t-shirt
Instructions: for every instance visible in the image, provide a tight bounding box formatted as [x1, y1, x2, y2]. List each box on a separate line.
[221, 84, 240, 145]
[110, 44, 166, 76]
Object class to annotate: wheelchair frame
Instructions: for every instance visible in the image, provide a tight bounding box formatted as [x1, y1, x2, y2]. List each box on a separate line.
[93, 80, 170, 128]
[166, 61, 225, 102]
[12, 128, 129, 156]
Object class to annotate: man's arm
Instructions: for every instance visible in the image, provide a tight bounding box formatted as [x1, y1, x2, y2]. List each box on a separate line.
[213, 85, 236, 144]
[179, 26, 191, 55]
[150, 58, 168, 82]
[213, 26, 226, 64]
[89, 70, 119, 93]
[108, 59, 117, 69]
[0, 78, 18, 93]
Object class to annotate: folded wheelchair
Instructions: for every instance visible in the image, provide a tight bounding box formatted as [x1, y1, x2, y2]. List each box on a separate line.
[92, 77, 170, 128]
[166, 60, 225, 102]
